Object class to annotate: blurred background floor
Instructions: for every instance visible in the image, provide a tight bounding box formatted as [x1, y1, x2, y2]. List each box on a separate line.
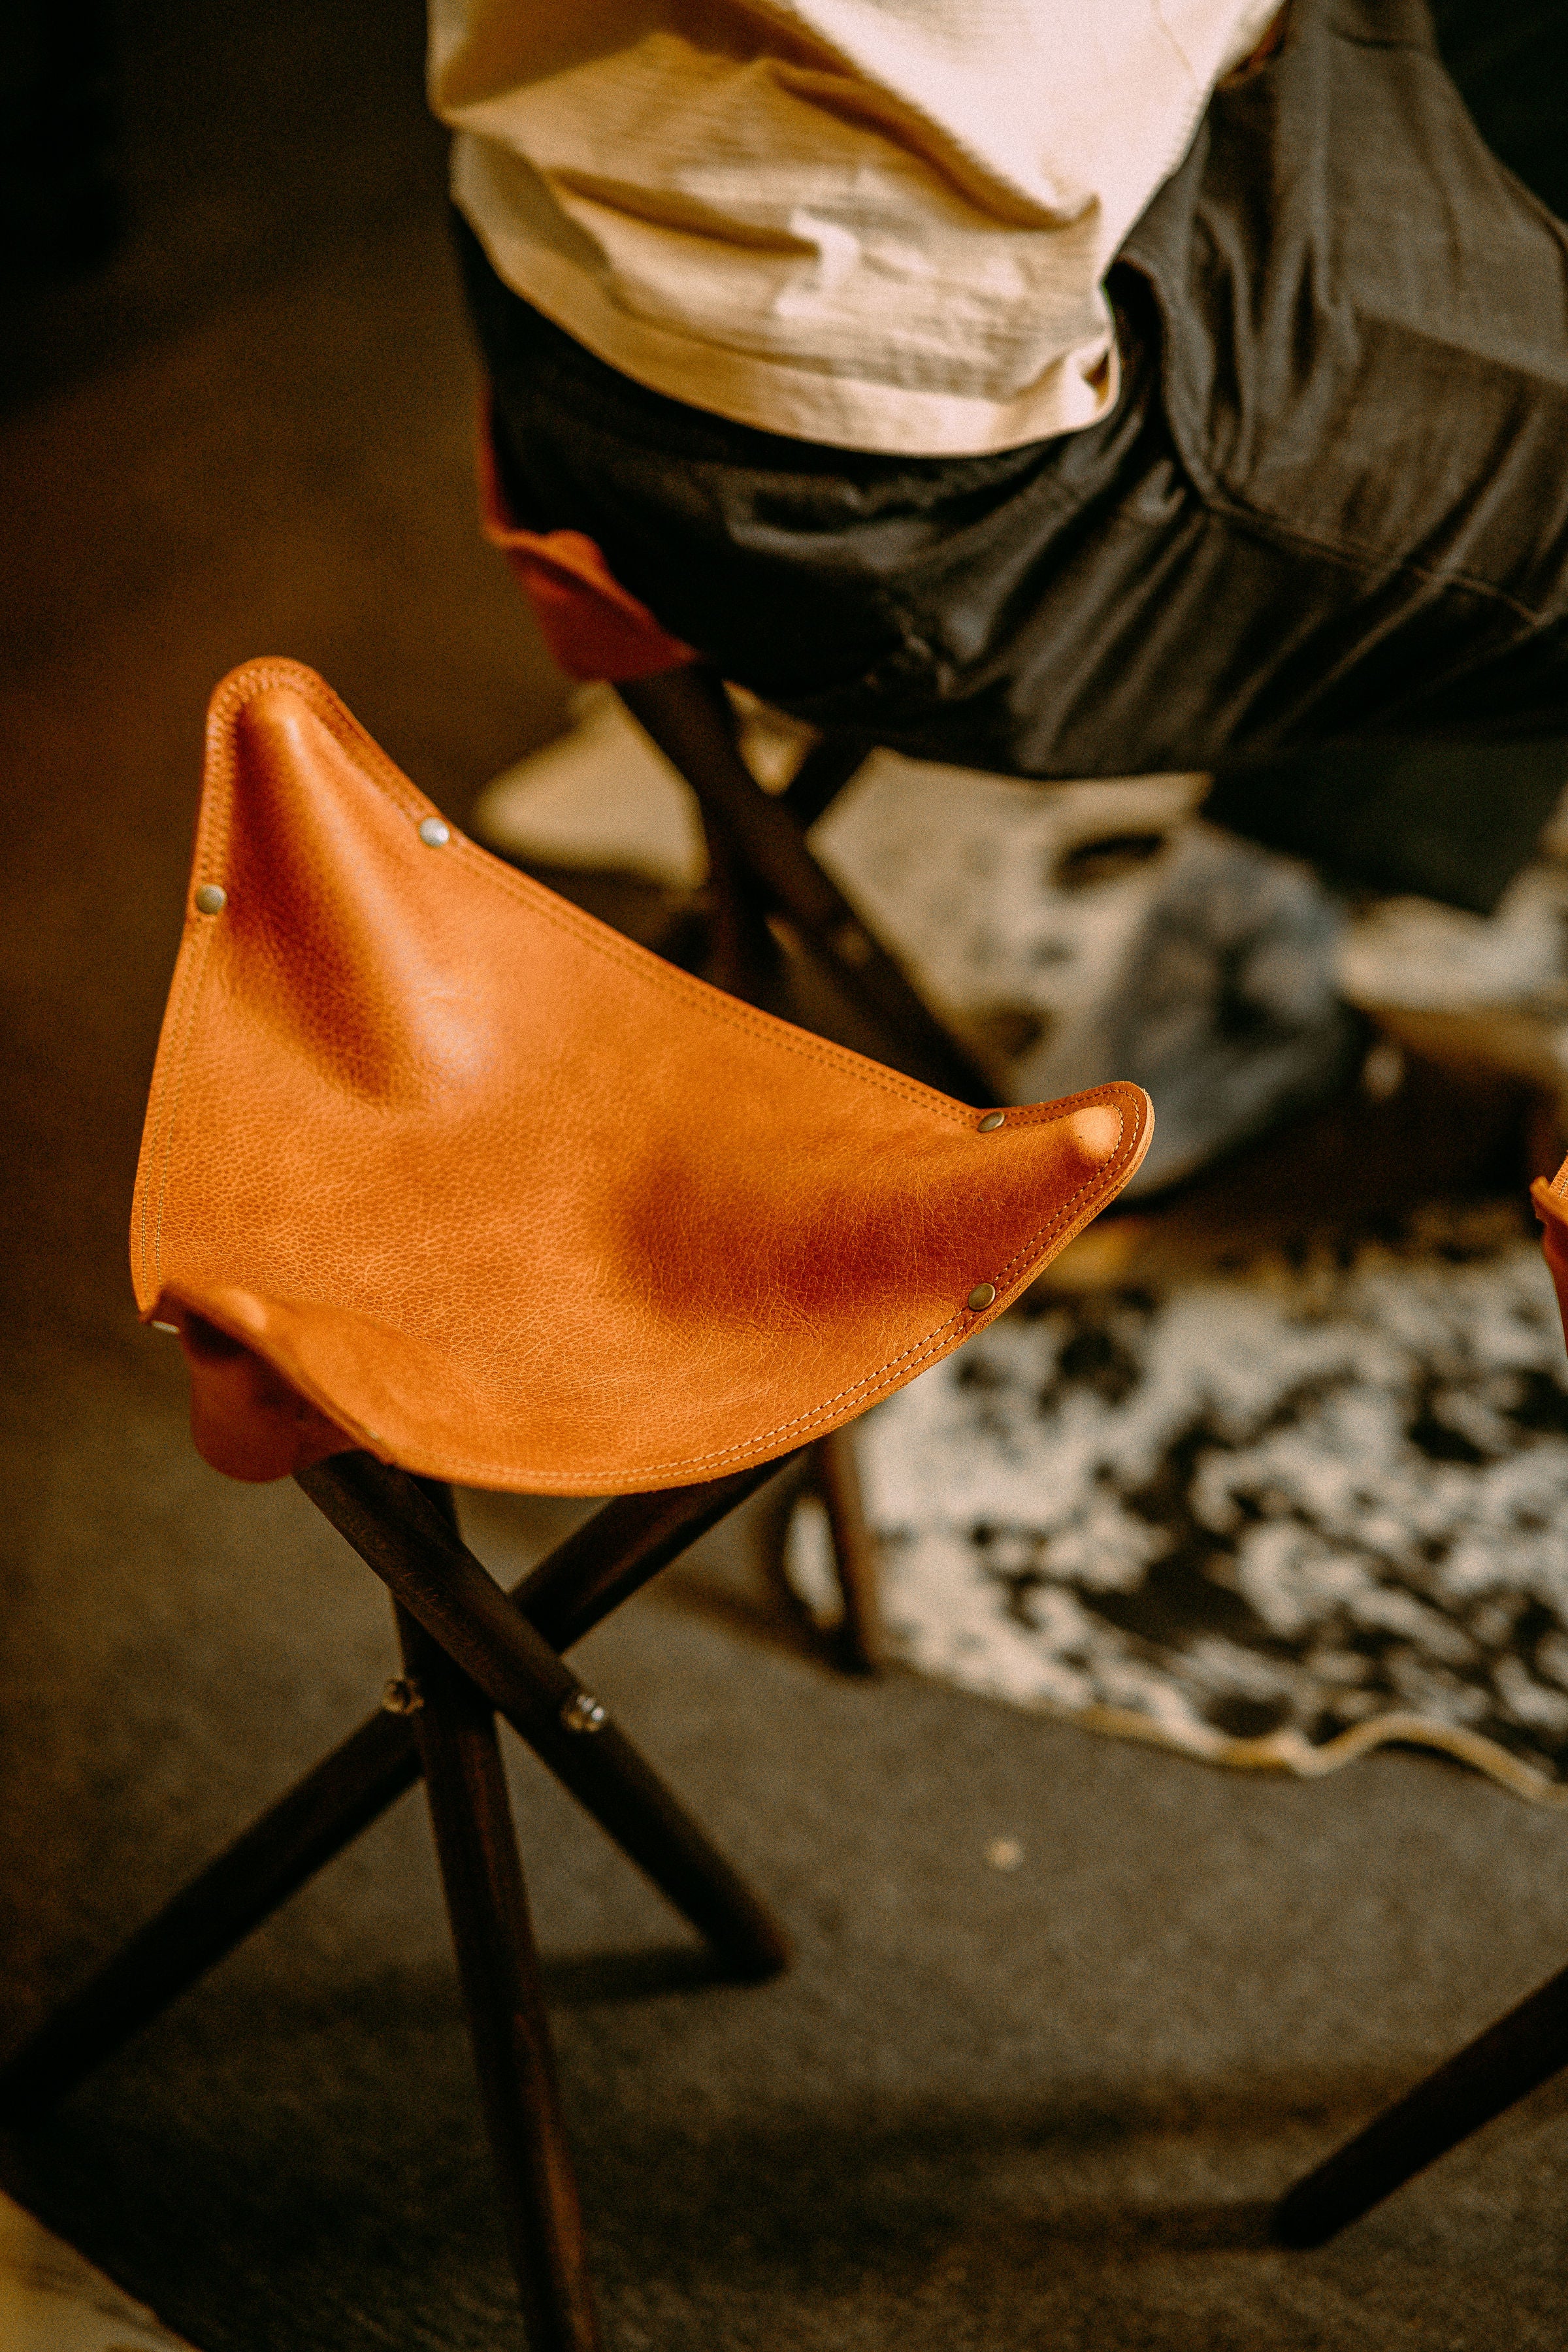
[4, 3, 1568, 2347]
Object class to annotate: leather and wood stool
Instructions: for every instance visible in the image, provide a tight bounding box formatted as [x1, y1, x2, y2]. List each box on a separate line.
[1274, 1150, 1568, 2249]
[0, 660, 1151, 2348]
[474, 422, 1008, 1668]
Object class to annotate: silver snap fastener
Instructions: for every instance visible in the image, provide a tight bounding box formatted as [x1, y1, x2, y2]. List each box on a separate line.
[194, 884, 227, 915]
[381, 1676, 424, 1715]
[977, 1111, 1006, 1133]
[561, 1691, 608, 1735]
[967, 1283, 997, 1312]
[418, 817, 450, 847]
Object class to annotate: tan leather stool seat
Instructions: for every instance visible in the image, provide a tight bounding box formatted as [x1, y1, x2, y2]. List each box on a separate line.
[133, 661, 1151, 1492]
[6, 659, 1154, 2348]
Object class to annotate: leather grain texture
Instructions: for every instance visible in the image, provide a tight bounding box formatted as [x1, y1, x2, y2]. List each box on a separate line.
[132, 660, 1152, 1491]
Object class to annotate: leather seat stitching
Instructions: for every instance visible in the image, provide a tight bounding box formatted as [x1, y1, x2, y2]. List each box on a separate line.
[164, 664, 1150, 1484]
[144, 921, 215, 1292]
[209, 662, 973, 1123]
[355, 1103, 1138, 1481]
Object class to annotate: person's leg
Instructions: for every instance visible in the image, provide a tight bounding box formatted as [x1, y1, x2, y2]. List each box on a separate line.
[463, 212, 1254, 777]
[1203, 739, 1568, 917]
[454, 208, 946, 715]
[1430, 0, 1568, 221]
[458, 0, 1568, 909]
[1117, 0, 1568, 906]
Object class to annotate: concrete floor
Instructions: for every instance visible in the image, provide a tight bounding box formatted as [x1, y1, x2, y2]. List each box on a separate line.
[3, 5, 1568, 2346]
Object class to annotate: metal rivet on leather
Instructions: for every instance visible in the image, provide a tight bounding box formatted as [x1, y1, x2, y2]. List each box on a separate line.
[194, 884, 227, 915]
[977, 1111, 1006, 1133]
[381, 1676, 424, 1715]
[417, 817, 451, 847]
[561, 1691, 608, 1735]
[967, 1283, 997, 1311]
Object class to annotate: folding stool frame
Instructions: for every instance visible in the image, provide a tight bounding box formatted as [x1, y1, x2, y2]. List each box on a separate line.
[0, 1448, 798, 2352]
[617, 666, 995, 1670]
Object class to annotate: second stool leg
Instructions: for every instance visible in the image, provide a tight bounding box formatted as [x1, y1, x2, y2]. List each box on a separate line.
[299, 1456, 791, 1979]
[813, 1428, 882, 1673]
[397, 1604, 600, 2352]
[701, 806, 776, 1002]
[0, 1464, 793, 2130]
[618, 669, 992, 1102]
[1274, 1953, 1568, 2247]
[688, 798, 886, 1683]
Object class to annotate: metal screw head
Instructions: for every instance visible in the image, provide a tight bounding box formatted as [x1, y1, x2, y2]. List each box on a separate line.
[977, 1111, 1006, 1133]
[561, 1691, 608, 1735]
[417, 817, 450, 847]
[967, 1282, 998, 1312]
[381, 1676, 424, 1715]
[194, 884, 227, 915]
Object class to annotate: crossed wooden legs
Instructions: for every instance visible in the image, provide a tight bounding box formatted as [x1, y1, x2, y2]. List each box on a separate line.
[12, 1435, 1565, 2321]
[0, 1452, 794, 2349]
[1276, 1955, 1568, 2247]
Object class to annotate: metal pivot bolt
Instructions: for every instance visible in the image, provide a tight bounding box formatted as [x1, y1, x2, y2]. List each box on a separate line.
[417, 817, 451, 847]
[194, 884, 227, 915]
[560, 1691, 608, 1735]
[381, 1675, 424, 1715]
[967, 1283, 997, 1311]
[977, 1111, 1006, 1133]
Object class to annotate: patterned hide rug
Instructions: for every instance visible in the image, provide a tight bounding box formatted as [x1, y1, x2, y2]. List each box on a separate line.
[788, 1206, 1568, 1800]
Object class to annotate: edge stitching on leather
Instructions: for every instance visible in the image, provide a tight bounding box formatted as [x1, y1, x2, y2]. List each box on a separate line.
[353, 1095, 1144, 1483]
[140, 886, 215, 1295]
[208, 660, 981, 1123]
[156, 661, 1150, 1483]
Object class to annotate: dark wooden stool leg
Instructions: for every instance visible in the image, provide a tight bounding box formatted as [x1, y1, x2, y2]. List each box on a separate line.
[701, 806, 776, 1002]
[812, 1428, 882, 1673]
[1275, 1957, 1568, 2247]
[693, 786, 881, 1680]
[396, 1603, 600, 2351]
[779, 735, 868, 829]
[619, 669, 993, 1104]
[298, 1456, 791, 1980]
[0, 1709, 419, 2126]
[0, 1461, 789, 2125]
[516, 1462, 788, 1649]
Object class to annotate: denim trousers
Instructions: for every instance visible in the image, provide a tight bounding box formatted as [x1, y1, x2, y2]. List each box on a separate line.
[460, 0, 1568, 911]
